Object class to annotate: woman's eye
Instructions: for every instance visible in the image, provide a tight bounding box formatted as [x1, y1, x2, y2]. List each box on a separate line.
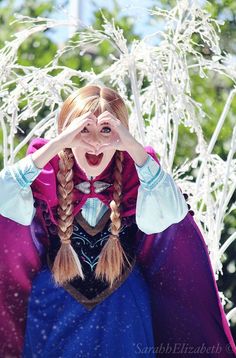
[81, 127, 89, 133]
[101, 127, 111, 133]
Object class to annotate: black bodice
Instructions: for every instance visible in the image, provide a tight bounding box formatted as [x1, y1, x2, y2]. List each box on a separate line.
[46, 212, 139, 302]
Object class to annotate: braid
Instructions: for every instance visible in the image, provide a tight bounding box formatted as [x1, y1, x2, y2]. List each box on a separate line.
[52, 148, 84, 285]
[95, 151, 132, 288]
[110, 151, 122, 237]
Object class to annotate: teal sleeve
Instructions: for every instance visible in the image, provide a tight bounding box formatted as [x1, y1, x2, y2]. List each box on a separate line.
[135, 154, 188, 234]
[0, 155, 42, 225]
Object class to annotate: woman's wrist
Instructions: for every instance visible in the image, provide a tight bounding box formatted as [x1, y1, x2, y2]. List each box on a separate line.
[125, 140, 148, 167]
[31, 137, 64, 169]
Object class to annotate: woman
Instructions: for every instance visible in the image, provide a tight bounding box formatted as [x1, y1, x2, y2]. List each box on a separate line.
[0, 85, 235, 357]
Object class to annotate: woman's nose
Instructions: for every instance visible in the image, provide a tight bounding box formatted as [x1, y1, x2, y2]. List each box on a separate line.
[91, 131, 101, 147]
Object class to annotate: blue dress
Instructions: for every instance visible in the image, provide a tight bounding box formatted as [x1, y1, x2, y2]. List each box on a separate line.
[22, 212, 155, 358]
[23, 265, 154, 358]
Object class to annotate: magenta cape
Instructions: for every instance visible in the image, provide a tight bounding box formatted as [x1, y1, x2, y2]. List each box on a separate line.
[0, 138, 235, 357]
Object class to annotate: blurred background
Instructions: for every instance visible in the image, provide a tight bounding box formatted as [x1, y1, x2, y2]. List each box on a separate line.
[0, 0, 235, 338]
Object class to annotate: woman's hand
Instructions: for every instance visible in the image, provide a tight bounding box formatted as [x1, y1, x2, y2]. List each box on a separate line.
[31, 111, 99, 170]
[56, 111, 98, 153]
[95, 111, 149, 166]
[93, 110, 137, 154]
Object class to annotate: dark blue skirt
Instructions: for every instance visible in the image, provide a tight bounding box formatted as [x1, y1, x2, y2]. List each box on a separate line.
[22, 263, 155, 358]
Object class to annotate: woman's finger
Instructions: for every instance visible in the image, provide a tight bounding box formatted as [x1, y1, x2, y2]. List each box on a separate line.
[64, 110, 95, 126]
[71, 112, 97, 130]
[95, 143, 113, 155]
[79, 111, 97, 122]
[78, 116, 96, 129]
[97, 111, 119, 127]
[79, 138, 97, 152]
[80, 137, 95, 149]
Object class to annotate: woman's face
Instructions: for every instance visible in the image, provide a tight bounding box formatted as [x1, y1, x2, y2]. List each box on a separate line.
[72, 117, 116, 178]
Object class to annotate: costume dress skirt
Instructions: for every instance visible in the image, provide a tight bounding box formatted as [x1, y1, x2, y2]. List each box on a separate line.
[22, 211, 155, 358]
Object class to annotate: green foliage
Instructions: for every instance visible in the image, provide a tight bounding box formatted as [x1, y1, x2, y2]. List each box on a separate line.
[58, 4, 140, 77]
[18, 33, 58, 67]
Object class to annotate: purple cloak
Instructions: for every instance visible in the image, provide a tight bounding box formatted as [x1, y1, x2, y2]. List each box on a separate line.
[0, 139, 235, 357]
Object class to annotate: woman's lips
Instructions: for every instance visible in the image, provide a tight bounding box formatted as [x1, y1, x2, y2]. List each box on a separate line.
[85, 152, 103, 166]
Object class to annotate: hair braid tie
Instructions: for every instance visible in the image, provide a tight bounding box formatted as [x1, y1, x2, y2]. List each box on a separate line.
[95, 151, 132, 288]
[52, 148, 85, 285]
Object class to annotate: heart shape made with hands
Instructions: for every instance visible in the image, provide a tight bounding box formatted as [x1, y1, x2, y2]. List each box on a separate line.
[81, 111, 124, 154]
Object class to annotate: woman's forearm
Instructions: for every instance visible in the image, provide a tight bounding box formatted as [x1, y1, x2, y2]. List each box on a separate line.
[31, 136, 149, 170]
[126, 140, 149, 167]
[31, 137, 64, 169]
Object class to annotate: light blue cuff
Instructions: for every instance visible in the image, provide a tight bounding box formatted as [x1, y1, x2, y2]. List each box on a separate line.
[135, 153, 166, 190]
[8, 154, 42, 189]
